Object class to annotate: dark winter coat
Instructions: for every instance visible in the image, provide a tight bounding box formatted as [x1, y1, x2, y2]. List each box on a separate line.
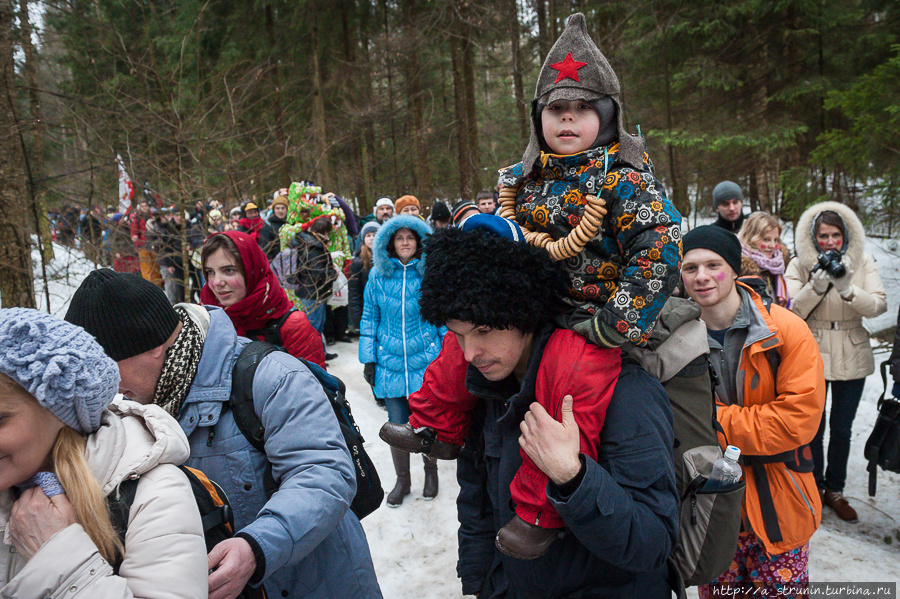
[456, 329, 678, 598]
[155, 220, 203, 274]
[272, 231, 336, 302]
[347, 255, 371, 330]
[891, 305, 900, 394]
[259, 213, 287, 262]
[713, 212, 744, 233]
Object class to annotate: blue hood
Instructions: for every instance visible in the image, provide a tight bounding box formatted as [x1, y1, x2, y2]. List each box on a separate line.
[372, 214, 432, 277]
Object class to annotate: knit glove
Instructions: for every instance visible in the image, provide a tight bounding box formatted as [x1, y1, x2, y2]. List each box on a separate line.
[810, 269, 831, 295]
[831, 272, 854, 299]
[363, 363, 376, 387]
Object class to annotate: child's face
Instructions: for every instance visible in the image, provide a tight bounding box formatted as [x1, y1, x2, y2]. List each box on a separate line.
[541, 99, 601, 155]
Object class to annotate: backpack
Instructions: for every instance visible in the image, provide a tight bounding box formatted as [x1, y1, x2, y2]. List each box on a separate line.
[231, 339, 384, 520]
[864, 361, 900, 496]
[624, 297, 745, 596]
[108, 465, 267, 599]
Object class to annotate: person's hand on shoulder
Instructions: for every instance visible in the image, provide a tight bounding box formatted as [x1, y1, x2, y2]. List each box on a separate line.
[9, 487, 77, 560]
[208, 537, 257, 599]
[519, 395, 582, 486]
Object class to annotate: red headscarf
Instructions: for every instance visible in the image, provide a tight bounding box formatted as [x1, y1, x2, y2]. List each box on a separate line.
[200, 231, 294, 336]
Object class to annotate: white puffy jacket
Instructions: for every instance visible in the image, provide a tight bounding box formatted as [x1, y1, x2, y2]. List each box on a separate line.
[785, 201, 887, 381]
[0, 400, 207, 599]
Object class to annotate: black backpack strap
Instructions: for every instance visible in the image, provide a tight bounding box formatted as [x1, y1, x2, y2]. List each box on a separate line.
[230, 340, 281, 497]
[244, 309, 296, 347]
[108, 477, 140, 575]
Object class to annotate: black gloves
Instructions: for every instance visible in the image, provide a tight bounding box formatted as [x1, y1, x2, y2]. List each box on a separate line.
[363, 363, 376, 387]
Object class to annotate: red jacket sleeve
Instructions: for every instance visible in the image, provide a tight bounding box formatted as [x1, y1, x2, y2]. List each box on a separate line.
[408, 332, 478, 445]
[281, 311, 327, 370]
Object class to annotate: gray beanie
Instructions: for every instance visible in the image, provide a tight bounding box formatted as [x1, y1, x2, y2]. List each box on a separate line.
[0, 308, 119, 434]
[360, 221, 381, 239]
[712, 181, 744, 208]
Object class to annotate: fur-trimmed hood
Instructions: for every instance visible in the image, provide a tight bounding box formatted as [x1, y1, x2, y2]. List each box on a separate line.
[372, 214, 432, 277]
[793, 201, 865, 272]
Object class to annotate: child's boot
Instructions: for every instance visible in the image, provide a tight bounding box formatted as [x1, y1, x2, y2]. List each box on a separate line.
[379, 422, 461, 459]
[386, 447, 411, 507]
[423, 455, 438, 500]
[495, 515, 563, 560]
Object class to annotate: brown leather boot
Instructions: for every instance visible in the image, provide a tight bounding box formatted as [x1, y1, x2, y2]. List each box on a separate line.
[379, 422, 462, 459]
[823, 489, 858, 522]
[423, 455, 438, 500]
[386, 447, 411, 507]
[495, 515, 563, 560]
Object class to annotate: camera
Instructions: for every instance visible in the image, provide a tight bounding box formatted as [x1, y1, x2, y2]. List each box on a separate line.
[813, 250, 847, 278]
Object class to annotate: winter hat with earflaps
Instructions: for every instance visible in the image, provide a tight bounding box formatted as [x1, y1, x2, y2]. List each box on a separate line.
[521, 12, 645, 172]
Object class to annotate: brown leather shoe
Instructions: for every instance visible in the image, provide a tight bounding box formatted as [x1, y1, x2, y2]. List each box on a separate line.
[495, 515, 563, 560]
[823, 489, 858, 523]
[379, 422, 461, 459]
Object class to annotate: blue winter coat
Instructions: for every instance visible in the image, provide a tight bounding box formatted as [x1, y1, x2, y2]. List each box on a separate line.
[457, 325, 678, 598]
[177, 304, 382, 598]
[358, 215, 443, 398]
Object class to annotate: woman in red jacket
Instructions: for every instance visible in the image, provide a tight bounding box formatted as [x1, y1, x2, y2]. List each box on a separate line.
[200, 231, 326, 368]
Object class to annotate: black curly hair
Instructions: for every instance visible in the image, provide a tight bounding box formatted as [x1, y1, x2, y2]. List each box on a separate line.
[419, 227, 565, 332]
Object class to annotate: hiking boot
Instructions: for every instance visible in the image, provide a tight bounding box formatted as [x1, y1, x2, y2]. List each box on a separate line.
[423, 455, 438, 500]
[379, 422, 461, 460]
[495, 515, 563, 560]
[823, 489, 858, 522]
[386, 447, 411, 507]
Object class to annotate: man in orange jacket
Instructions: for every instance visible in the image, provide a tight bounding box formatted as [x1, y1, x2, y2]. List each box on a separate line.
[681, 225, 825, 597]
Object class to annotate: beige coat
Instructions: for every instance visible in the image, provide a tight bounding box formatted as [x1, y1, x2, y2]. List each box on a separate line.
[0, 400, 207, 599]
[785, 201, 887, 381]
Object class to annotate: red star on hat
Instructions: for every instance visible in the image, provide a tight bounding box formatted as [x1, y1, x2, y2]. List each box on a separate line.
[550, 53, 588, 83]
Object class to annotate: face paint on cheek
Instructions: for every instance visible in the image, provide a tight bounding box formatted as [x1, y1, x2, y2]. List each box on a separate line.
[716, 272, 727, 281]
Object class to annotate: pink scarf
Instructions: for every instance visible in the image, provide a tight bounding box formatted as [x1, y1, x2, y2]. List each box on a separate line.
[742, 246, 785, 275]
[742, 246, 791, 308]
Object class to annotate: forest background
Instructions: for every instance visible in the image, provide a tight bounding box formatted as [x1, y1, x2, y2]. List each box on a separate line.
[0, 0, 898, 307]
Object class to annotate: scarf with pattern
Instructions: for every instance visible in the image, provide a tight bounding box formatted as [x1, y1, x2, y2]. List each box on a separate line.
[153, 306, 203, 418]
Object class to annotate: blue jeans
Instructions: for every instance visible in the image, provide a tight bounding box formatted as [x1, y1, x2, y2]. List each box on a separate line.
[383, 396, 411, 425]
[811, 378, 866, 493]
[299, 298, 326, 333]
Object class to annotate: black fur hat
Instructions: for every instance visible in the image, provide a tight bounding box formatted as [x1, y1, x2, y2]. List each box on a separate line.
[419, 227, 565, 332]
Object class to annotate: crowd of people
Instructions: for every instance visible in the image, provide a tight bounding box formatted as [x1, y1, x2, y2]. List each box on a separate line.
[4, 11, 896, 599]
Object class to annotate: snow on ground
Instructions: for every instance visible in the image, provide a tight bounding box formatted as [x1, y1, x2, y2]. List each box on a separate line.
[11, 235, 900, 595]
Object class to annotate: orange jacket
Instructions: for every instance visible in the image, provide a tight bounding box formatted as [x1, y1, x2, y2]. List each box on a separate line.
[715, 282, 826, 555]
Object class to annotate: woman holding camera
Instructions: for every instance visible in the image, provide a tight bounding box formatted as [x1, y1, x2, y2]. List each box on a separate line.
[786, 201, 886, 522]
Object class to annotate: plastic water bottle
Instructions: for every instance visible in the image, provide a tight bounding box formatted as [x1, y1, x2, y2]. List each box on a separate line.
[708, 445, 743, 487]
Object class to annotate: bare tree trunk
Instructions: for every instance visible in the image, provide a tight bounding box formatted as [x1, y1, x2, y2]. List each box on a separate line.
[536, 0, 549, 63]
[0, 3, 35, 308]
[508, 0, 527, 144]
[402, 0, 433, 198]
[450, 31, 471, 200]
[310, 8, 332, 190]
[382, 0, 400, 191]
[461, 19, 481, 195]
[265, 4, 293, 185]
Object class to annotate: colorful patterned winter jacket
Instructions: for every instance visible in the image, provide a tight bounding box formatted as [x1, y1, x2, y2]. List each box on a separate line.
[498, 144, 682, 347]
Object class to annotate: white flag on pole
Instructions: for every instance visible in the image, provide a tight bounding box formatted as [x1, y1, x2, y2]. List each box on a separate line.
[116, 154, 134, 213]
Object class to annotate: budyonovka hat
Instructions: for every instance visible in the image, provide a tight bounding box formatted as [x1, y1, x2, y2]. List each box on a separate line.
[521, 13, 645, 172]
